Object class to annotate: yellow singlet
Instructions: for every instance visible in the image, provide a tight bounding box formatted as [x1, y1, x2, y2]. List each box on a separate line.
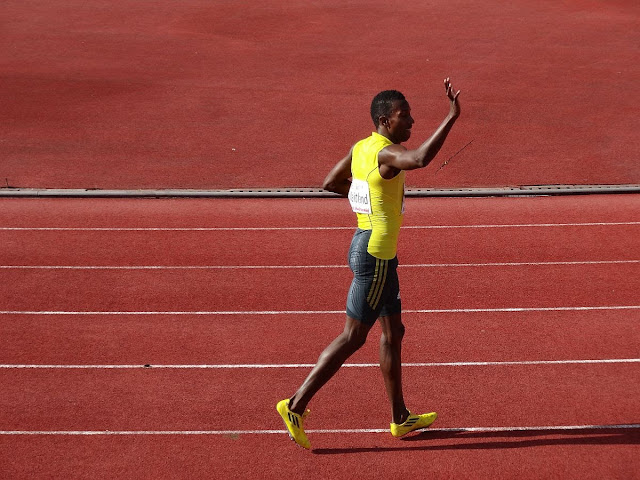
[350, 132, 405, 260]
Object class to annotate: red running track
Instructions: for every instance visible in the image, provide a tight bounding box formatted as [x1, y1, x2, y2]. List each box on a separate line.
[0, 194, 639, 478]
[2, 0, 639, 189]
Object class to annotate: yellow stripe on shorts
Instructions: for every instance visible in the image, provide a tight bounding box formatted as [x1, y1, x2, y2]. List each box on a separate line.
[367, 258, 388, 310]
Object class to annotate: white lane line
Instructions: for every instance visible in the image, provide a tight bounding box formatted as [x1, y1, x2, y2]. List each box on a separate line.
[2, 306, 639, 315]
[1, 260, 638, 270]
[1, 222, 638, 231]
[1, 424, 639, 435]
[1, 359, 638, 369]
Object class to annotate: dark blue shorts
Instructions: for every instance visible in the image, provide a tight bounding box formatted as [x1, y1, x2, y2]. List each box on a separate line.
[346, 229, 401, 325]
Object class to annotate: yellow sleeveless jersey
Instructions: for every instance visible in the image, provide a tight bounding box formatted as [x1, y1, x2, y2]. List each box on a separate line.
[349, 132, 405, 260]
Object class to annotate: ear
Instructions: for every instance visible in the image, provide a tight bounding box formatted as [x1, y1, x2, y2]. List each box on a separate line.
[378, 115, 390, 129]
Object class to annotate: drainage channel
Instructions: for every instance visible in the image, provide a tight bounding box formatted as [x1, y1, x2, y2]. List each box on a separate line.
[1, 184, 639, 198]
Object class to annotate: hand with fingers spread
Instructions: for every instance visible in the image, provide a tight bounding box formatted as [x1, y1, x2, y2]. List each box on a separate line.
[444, 77, 461, 119]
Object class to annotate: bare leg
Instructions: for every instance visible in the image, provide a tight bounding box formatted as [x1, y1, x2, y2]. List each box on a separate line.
[288, 315, 372, 415]
[379, 312, 409, 424]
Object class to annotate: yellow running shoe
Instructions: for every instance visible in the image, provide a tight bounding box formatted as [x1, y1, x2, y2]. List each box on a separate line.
[276, 399, 311, 450]
[390, 411, 437, 437]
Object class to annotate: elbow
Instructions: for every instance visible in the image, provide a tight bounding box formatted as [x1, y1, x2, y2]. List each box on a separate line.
[323, 180, 342, 194]
[415, 149, 437, 169]
[322, 178, 335, 192]
[417, 158, 432, 169]
[412, 153, 430, 169]
[322, 178, 349, 196]
[322, 174, 345, 193]
[414, 159, 427, 169]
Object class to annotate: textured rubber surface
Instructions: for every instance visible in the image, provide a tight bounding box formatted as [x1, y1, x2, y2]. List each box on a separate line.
[1, 195, 638, 477]
[2, 0, 639, 190]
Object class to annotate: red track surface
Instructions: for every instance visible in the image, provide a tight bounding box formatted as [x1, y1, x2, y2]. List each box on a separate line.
[1, 194, 639, 478]
[2, 0, 639, 189]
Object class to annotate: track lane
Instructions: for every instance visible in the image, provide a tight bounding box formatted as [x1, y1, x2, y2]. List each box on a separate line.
[1, 429, 638, 480]
[1, 223, 638, 267]
[1, 195, 639, 229]
[1, 311, 638, 365]
[0, 364, 637, 431]
[1, 263, 637, 312]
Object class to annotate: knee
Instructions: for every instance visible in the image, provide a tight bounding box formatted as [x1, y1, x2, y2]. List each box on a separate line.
[382, 322, 405, 345]
[343, 327, 368, 351]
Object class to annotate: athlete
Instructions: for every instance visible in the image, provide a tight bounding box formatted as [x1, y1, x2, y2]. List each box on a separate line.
[277, 78, 461, 449]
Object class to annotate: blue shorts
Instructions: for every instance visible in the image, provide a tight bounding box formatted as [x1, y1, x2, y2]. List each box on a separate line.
[346, 229, 401, 325]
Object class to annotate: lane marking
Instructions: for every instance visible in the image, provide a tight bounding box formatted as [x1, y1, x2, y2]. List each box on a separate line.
[1, 306, 639, 315]
[1, 221, 639, 232]
[1, 424, 639, 435]
[1, 260, 638, 270]
[1, 359, 638, 369]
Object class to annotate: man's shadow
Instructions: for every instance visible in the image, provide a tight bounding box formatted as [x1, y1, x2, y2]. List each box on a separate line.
[311, 426, 640, 455]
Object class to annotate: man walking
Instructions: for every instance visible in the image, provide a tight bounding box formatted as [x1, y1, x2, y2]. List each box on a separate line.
[277, 79, 461, 449]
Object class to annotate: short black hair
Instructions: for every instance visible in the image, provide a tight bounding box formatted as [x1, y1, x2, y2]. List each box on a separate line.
[370, 90, 406, 127]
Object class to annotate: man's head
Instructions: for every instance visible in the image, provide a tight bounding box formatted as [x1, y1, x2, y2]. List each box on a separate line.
[370, 90, 413, 143]
[371, 90, 406, 127]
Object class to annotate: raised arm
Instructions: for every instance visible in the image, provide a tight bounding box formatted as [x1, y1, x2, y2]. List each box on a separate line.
[378, 78, 461, 178]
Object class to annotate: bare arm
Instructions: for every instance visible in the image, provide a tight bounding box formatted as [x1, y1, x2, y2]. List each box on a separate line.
[322, 145, 354, 197]
[379, 78, 461, 176]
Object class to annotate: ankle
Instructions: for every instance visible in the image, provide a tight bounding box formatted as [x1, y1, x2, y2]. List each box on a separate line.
[288, 397, 306, 415]
[393, 408, 410, 424]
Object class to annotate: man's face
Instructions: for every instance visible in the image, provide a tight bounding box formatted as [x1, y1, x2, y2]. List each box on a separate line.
[386, 100, 414, 144]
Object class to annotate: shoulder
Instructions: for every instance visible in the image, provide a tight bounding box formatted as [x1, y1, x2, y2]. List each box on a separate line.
[377, 144, 406, 179]
[354, 135, 372, 149]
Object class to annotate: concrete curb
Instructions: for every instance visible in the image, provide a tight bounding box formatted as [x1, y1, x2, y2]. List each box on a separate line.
[1, 184, 639, 198]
